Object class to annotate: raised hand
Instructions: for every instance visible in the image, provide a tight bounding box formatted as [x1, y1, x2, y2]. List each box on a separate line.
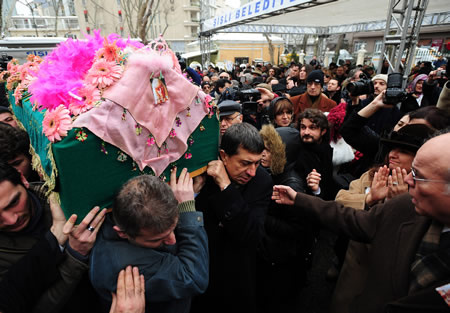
[387, 167, 409, 199]
[170, 167, 194, 203]
[366, 166, 389, 206]
[306, 169, 321, 192]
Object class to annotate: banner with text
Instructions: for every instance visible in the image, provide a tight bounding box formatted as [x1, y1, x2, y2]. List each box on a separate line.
[203, 0, 311, 32]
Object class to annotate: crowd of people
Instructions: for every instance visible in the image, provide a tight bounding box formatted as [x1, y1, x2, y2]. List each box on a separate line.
[0, 52, 449, 313]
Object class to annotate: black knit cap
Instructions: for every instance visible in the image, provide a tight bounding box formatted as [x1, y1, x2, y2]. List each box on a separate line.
[306, 70, 324, 86]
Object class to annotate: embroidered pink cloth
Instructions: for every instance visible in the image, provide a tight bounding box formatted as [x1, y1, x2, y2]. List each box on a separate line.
[102, 50, 199, 147]
[72, 91, 209, 176]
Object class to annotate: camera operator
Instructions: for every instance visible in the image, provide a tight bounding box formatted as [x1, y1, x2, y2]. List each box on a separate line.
[421, 67, 448, 104]
[340, 68, 365, 106]
[340, 73, 408, 178]
[235, 87, 270, 129]
[345, 73, 402, 135]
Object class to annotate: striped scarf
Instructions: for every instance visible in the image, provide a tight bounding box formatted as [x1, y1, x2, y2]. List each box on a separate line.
[409, 220, 450, 293]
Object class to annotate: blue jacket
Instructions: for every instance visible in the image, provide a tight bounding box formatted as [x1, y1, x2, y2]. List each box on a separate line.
[89, 201, 209, 313]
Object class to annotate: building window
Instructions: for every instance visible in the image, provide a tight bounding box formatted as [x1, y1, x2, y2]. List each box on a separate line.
[354, 41, 367, 53]
[34, 18, 47, 28]
[68, 0, 76, 16]
[64, 18, 79, 29]
[374, 40, 383, 53]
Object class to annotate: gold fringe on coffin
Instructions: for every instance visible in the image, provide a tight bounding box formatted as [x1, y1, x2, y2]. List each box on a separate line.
[189, 165, 207, 178]
[13, 111, 58, 198]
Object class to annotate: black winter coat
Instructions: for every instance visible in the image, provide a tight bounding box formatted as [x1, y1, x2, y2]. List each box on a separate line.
[192, 167, 272, 313]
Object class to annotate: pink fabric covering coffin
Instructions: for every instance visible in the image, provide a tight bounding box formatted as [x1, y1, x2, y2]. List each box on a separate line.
[101, 50, 200, 147]
[72, 91, 209, 176]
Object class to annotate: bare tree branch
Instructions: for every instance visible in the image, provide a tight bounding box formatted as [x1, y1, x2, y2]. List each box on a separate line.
[160, 3, 171, 37]
[264, 33, 274, 64]
[121, 0, 161, 43]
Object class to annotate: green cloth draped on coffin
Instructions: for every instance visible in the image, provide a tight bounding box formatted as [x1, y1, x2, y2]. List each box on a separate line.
[10, 94, 219, 219]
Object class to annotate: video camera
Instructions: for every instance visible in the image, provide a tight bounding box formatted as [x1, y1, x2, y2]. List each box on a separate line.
[237, 88, 261, 117]
[383, 73, 407, 104]
[346, 73, 374, 96]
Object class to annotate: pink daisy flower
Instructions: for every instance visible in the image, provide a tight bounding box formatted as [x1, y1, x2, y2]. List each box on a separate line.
[86, 59, 123, 89]
[96, 39, 121, 62]
[69, 85, 101, 115]
[43, 105, 73, 142]
[19, 62, 39, 81]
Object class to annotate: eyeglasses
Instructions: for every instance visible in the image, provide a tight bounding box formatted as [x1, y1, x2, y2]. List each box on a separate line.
[220, 113, 241, 123]
[411, 167, 448, 184]
[219, 76, 228, 79]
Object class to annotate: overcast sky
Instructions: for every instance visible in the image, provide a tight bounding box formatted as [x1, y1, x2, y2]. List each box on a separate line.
[226, 0, 241, 8]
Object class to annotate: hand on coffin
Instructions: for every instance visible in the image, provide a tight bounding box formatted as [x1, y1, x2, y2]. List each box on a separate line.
[63, 206, 107, 256]
[207, 160, 231, 191]
[170, 167, 194, 203]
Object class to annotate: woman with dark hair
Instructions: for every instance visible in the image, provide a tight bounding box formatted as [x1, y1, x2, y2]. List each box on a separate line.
[408, 105, 450, 130]
[267, 97, 294, 128]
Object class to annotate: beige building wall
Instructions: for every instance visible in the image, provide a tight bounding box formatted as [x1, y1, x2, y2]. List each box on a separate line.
[73, 0, 204, 53]
[218, 42, 284, 64]
[6, 0, 233, 53]
[73, 0, 121, 37]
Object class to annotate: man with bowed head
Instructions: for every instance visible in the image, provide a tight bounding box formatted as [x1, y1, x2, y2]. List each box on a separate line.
[192, 122, 273, 313]
[90, 168, 209, 313]
[273, 130, 450, 312]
